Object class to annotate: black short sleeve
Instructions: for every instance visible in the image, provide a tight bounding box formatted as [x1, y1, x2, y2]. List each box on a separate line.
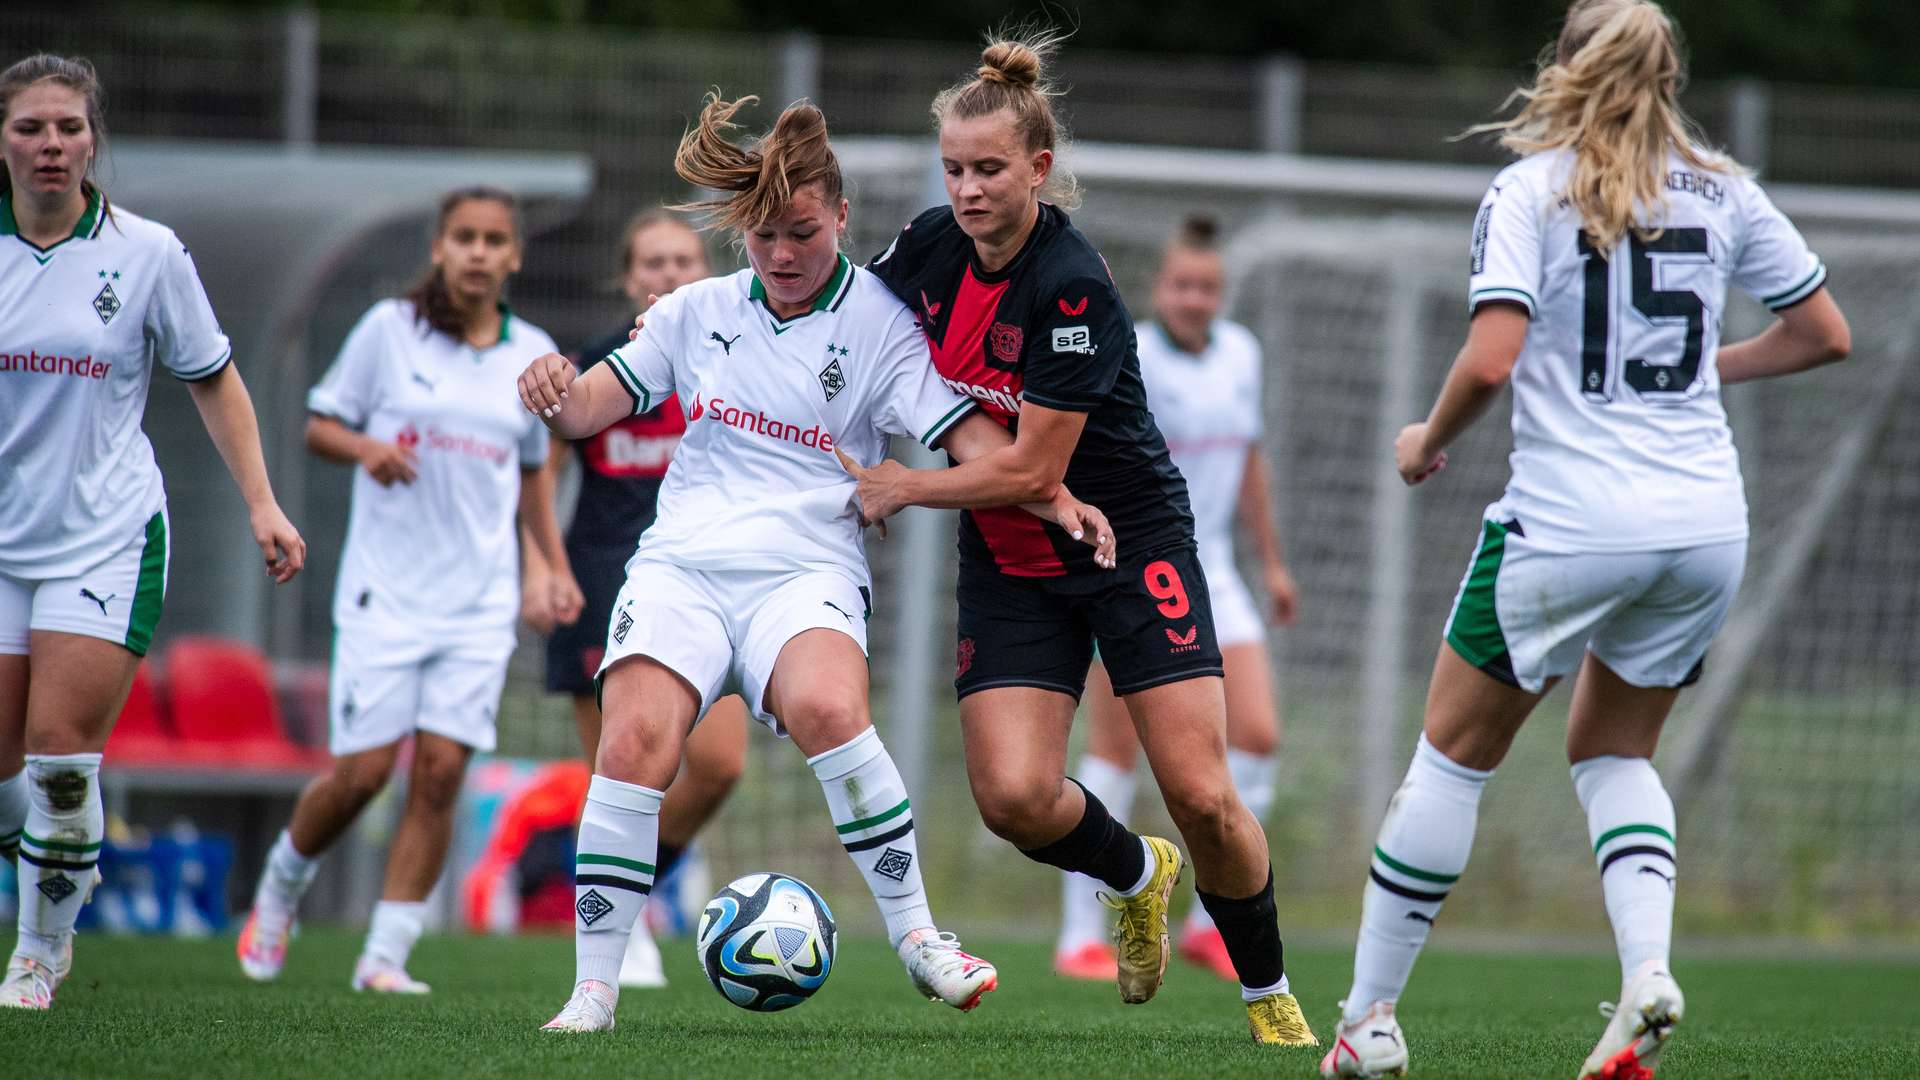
[1018, 273, 1128, 412]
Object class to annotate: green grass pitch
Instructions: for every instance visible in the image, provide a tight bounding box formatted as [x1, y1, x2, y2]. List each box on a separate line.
[3, 930, 1914, 1078]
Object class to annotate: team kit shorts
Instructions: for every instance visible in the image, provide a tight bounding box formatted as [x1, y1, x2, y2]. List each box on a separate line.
[0, 510, 170, 657]
[1444, 518, 1747, 693]
[955, 543, 1226, 700]
[596, 559, 872, 734]
[328, 620, 515, 756]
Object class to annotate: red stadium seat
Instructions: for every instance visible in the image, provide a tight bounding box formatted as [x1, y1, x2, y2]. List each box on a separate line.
[162, 636, 329, 771]
[104, 662, 176, 765]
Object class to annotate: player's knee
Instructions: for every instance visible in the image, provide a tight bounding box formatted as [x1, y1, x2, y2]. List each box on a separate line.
[409, 745, 469, 808]
[594, 716, 677, 785]
[1161, 780, 1238, 839]
[970, 771, 1061, 845]
[331, 756, 394, 808]
[781, 694, 867, 751]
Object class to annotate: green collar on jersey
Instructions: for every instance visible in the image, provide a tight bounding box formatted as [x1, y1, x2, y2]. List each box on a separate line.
[495, 301, 513, 345]
[1, 187, 106, 262]
[749, 253, 853, 331]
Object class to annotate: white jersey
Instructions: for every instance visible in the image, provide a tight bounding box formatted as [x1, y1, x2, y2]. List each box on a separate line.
[308, 299, 553, 637]
[1469, 147, 1826, 553]
[603, 255, 976, 589]
[0, 193, 231, 579]
[1137, 320, 1263, 556]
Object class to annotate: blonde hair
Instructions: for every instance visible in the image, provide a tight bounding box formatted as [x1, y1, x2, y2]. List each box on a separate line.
[931, 29, 1081, 210]
[1, 54, 112, 220]
[673, 93, 843, 235]
[1470, 0, 1741, 256]
[618, 209, 703, 275]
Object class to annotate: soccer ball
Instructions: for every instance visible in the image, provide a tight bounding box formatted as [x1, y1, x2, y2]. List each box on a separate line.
[696, 872, 837, 1011]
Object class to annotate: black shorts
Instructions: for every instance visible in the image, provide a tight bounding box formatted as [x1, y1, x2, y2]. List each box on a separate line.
[545, 542, 630, 696]
[953, 543, 1224, 700]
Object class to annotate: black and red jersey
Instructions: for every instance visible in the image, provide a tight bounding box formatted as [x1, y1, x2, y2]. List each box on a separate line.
[562, 329, 686, 552]
[869, 204, 1194, 577]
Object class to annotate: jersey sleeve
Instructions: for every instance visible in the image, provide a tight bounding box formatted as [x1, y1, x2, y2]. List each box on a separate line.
[147, 234, 233, 382]
[1467, 171, 1543, 318]
[870, 309, 976, 450]
[305, 303, 388, 429]
[1731, 182, 1827, 312]
[864, 206, 945, 301]
[1020, 273, 1129, 412]
[604, 293, 681, 415]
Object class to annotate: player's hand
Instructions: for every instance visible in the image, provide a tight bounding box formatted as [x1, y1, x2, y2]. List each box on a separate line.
[626, 296, 661, 341]
[1049, 493, 1116, 570]
[549, 570, 585, 627]
[249, 501, 306, 584]
[834, 447, 911, 526]
[518, 352, 576, 420]
[1395, 422, 1447, 486]
[520, 568, 557, 634]
[361, 439, 418, 486]
[1264, 561, 1299, 625]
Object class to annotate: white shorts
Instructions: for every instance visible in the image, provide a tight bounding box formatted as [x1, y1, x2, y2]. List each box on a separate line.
[1443, 518, 1746, 694]
[328, 621, 515, 756]
[1198, 545, 1265, 649]
[0, 510, 170, 657]
[598, 560, 870, 735]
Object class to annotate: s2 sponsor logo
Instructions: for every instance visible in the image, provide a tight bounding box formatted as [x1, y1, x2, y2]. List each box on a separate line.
[1052, 325, 1095, 355]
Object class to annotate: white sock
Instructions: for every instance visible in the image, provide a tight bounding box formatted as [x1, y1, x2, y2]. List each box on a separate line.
[1572, 755, 1676, 986]
[255, 829, 319, 917]
[0, 768, 25, 864]
[1058, 753, 1137, 952]
[362, 900, 428, 970]
[573, 774, 662, 988]
[13, 754, 104, 968]
[1344, 735, 1489, 1023]
[1185, 749, 1279, 937]
[809, 727, 933, 949]
[1117, 836, 1156, 898]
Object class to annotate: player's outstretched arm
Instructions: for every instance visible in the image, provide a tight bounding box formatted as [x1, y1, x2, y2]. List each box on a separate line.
[1396, 304, 1530, 487]
[518, 353, 629, 440]
[186, 364, 307, 584]
[1717, 288, 1850, 384]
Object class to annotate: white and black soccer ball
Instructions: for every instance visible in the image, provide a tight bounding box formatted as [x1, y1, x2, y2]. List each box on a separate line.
[696, 872, 837, 1012]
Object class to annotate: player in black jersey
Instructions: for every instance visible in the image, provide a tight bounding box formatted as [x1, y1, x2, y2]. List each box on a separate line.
[849, 33, 1315, 1044]
[523, 210, 748, 987]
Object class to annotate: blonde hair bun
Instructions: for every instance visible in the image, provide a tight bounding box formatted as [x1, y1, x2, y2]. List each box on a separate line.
[978, 41, 1042, 88]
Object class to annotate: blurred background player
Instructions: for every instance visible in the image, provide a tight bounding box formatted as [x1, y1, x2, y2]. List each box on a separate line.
[1053, 213, 1300, 984]
[0, 53, 306, 1010]
[855, 32, 1315, 1044]
[236, 186, 576, 995]
[526, 92, 1116, 1033]
[1319, 2, 1851, 1077]
[524, 208, 752, 987]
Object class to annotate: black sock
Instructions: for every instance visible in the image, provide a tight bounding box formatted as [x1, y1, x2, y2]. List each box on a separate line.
[1196, 867, 1285, 992]
[654, 842, 686, 881]
[1018, 779, 1147, 892]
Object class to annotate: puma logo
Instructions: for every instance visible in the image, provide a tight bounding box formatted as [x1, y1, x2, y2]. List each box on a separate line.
[410, 370, 436, 391]
[1369, 1030, 1401, 1045]
[920, 290, 942, 317]
[78, 588, 115, 615]
[710, 331, 743, 355]
[822, 601, 858, 625]
[1404, 911, 1435, 926]
[1639, 866, 1675, 889]
[1164, 625, 1198, 647]
[1057, 296, 1088, 316]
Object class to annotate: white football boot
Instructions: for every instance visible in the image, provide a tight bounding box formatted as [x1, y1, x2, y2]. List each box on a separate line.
[1320, 1000, 1410, 1078]
[542, 979, 618, 1033]
[618, 919, 667, 988]
[1579, 965, 1684, 1079]
[351, 955, 431, 994]
[899, 928, 997, 1011]
[0, 954, 55, 1010]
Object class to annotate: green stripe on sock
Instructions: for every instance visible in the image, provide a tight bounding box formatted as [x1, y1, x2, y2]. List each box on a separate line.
[24, 831, 104, 854]
[835, 798, 910, 835]
[1373, 846, 1460, 885]
[1593, 824, 1674, 854]
[576, 853, 654, 875]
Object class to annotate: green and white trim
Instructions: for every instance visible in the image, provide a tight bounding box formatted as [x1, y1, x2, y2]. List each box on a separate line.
[1443, 518, 1517, 686]
[575, 851, 655, 896]
[0, 188, 108, 265]
[1594, 822, 1676, 876]
[124, 511, 169, 657]
[835, 796, 914, 854]
[750, 254, 854, 334]
[918, 399, 976, 450]
[1368, 844, 1459, 904]
[1761, 263, 1828, 312]
[1468, 285, 1537, 317]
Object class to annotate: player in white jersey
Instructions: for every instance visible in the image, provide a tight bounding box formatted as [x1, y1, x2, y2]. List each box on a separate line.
[1321, 4, 1852, 1078]
[523, 96, 1113, 1033]
[0, 54, 307, 1010]
[236, 187, 577, 995]
[1054, 215, 1301, 984]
